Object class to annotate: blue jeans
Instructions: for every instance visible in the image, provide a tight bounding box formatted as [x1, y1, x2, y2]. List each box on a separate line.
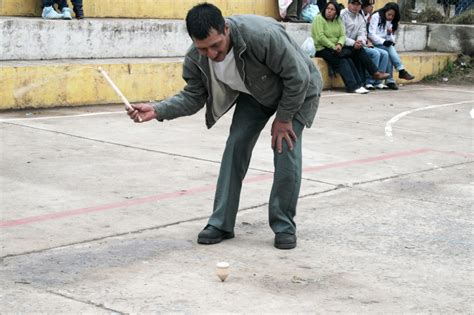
[364, 47, 393, 84]
[375, 44, 404, 72]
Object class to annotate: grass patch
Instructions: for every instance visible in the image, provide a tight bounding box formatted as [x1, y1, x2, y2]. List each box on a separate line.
[423, 55, 474, 85]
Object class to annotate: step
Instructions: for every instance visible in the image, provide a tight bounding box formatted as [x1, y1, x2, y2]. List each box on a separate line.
[0, 17, 428, 61]
[0, 0, 394, 19]
[0, 52, 457, 110]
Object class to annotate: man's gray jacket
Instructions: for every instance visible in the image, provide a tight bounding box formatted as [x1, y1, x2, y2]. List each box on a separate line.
[154, 14, 323, 129]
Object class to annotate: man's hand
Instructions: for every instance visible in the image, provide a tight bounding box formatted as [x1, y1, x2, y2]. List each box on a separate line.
[354, 40, 363, 50]
[334, 43, 342, 53]
[127, 103, 157, 123]
[271, 119, 297, 154]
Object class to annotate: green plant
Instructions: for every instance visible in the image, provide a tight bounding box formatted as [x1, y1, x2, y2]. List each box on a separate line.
[449, 8, 474, 24]
[423, 55, 473, 83]
[417, 7, 447, 23]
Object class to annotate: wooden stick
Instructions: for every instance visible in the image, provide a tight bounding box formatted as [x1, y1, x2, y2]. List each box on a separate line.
[98, 67, 142, 121]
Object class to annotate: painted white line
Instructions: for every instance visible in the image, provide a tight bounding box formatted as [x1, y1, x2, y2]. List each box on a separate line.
[0, 111, 123, 122]
[1, 87, 472, 123]
[385, 100, 474, 141]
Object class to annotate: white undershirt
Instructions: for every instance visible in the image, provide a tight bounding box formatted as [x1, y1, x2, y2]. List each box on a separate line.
[211, 48, 250, 94]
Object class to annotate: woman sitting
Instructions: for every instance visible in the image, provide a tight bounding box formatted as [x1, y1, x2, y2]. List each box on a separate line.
[368, 2, 415, 82]
[312, 1, 369, 94]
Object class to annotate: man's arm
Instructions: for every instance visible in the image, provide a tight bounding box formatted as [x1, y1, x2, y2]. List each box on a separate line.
[340, 10, 356, 47]
[153, 56, 208, 121]
[368, 13, 385, 45]
[259, 26, 315, 152]
[128, 55, 208, 124]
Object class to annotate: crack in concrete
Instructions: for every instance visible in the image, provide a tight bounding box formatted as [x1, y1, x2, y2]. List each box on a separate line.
[43, 288, 126, 314]
[1, 161, 471, 261]
[2, 121, 275, 174]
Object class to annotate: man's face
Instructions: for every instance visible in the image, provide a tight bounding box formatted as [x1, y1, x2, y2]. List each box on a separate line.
[348, 2, 362, 14]
[363, 4, 374, 15]
[193, 25, 231, 62]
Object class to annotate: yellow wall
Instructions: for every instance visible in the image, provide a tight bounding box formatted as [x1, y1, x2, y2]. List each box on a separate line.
[0, 0, 278, 18]
[0, 52, 456, 110]
[0, 0, 395, 19]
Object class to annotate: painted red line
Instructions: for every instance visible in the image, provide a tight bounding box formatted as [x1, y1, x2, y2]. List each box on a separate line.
[429, 149, 474, 158]
[0, 148, 433, 228]
[0, 185, 215, 228]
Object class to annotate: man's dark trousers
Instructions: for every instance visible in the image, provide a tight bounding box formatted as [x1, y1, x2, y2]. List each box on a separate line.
[207, 93, 304, 235]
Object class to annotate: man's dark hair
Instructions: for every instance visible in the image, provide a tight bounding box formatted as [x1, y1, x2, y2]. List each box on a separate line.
[186, 3, 226, 40]
[321, 1, 342, 20]
[375, 2, 400, 32]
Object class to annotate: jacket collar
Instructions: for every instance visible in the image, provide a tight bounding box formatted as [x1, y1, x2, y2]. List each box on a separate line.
[187, 17, 247, 69]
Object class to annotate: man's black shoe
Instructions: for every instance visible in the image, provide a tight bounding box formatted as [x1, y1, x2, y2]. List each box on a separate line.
[197, 225, 234, 245]
[274, 233, 297, 250]
[387, 82, 399, 90]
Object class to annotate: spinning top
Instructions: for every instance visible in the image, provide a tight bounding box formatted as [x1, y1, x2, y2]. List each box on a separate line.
[216, 262, 230, 282]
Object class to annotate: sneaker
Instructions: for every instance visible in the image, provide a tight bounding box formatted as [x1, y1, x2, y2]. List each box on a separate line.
[365, 84, 376, 90]
[354, 87, 369, 94]
[197, 225, 234, 244]
[62, 7, 73, 20]
[375, 83, 388, 89]
[42, 6, 64, 19]
[399, 69, 415, 80]
[386, 82, 399, 90]
[274, 233, 297, 249]
[373, 71, 389, 80]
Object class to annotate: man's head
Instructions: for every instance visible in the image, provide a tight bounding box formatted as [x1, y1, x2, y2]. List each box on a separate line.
[185, 3, 231, 62]
[348, 0, 362, 14]
[361, 0, 375, 15]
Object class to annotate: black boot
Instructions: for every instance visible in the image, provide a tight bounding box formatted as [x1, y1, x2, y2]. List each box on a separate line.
[399, 69, 415, 80]
[197, 225, 234, 245]
[274, 233, 297, 249]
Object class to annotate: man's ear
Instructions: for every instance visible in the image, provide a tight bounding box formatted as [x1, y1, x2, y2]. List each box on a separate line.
[224, 23, 230, 36]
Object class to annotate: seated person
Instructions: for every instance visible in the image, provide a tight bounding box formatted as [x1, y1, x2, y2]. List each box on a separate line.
[368, 2, 415, 82]
[312, 1, 369, 94]
[341, 0, 393, 90]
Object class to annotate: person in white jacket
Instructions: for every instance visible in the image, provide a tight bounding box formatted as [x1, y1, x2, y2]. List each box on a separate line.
[368, 2, 415, 83]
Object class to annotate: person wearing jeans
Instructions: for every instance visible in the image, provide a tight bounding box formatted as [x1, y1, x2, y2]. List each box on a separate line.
[368, 2, 415, 86]
[340, 0, 389, 90]
[312, 1, 370, 94]
[361, 0, 396, 90]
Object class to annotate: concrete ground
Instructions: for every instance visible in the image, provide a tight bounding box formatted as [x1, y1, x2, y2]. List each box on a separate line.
[0, 83, 472, 313]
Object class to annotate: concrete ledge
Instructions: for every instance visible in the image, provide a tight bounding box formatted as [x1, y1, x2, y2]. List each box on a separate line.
[427, 24, 474, 56]
[0, 52, 457, 110]
[0, 58, 184, 110]
[0, 17, 431, 61]
[0, 17, 192, 60]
